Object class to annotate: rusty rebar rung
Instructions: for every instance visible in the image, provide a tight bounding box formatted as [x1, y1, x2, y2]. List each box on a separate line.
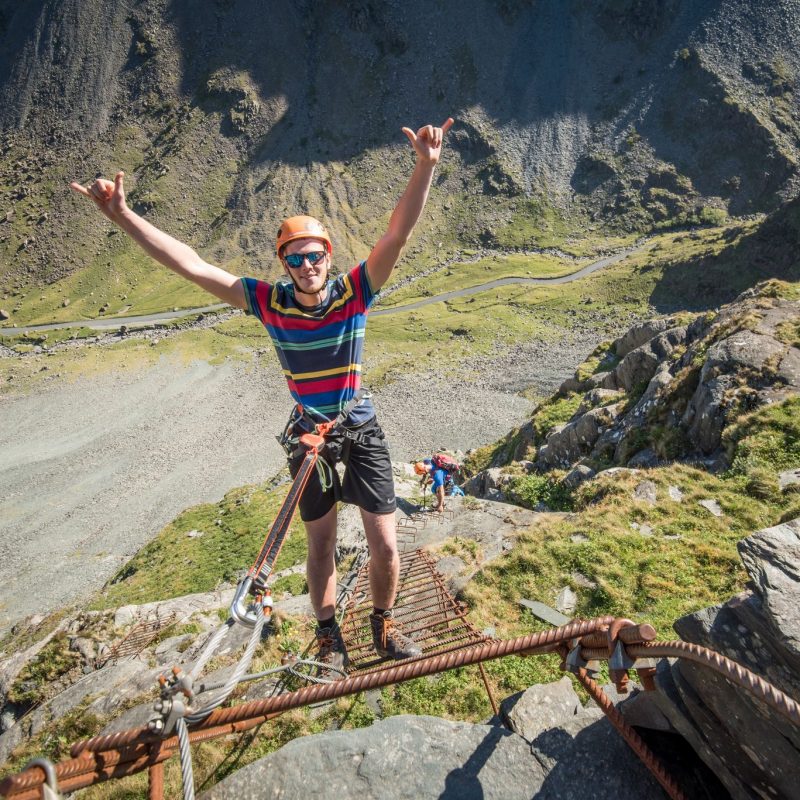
[98, 612, 179, 667]
[340, 548, 487, 674]
[10, 615, 800, 800]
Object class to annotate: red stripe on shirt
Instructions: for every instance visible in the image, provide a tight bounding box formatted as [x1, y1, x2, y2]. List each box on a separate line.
[286, 372, 361, 395]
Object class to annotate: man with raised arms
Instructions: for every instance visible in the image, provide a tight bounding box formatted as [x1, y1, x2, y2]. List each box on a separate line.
[72, 117, 453, 676]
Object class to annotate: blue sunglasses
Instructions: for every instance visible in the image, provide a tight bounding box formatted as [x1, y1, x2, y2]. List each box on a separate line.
[284, 250, 327, 269]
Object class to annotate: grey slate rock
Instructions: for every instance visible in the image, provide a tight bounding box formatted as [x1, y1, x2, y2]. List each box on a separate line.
[738, 518, 800, 670]
[531, 713, 667, 799]
[633, 480, 658, 505]
[704, 330, 786, 376]
[675, 594, 800, 703]
[679, 658, 800, 797]
[613, 341, 661, 393]
[555, 586, 577, 615]
[779, 468, 800, 490]
[614, 319, 671, 358]
[698, 498, 723, 517]
[652, 660, 759, 800]
[562, 464, 595, 490]
[628, 448, 660, 468]
[199, 715, 547, 800]
[500, 676, 581, 741]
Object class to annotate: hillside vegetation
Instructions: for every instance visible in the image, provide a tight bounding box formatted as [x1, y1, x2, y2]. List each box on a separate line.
[1, 0, 799, 329]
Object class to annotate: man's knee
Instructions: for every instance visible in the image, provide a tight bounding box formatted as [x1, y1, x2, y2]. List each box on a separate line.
[304, 508, 338, 558]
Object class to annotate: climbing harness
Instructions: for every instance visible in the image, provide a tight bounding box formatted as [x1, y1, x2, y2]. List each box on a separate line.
[236, 389, 371, 625]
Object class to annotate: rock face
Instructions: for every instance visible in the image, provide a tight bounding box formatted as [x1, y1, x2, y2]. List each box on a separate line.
[652, 517, 800, 800]
[3, 1, 800, 284]
[528, 286, 800, 476]
[199, 712, 665, 800]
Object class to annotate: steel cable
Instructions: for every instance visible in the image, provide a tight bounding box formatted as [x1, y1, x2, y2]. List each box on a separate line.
[175, 718, 195, 800]
[185, 604, 265, 724]
[188, 619, 234, 682]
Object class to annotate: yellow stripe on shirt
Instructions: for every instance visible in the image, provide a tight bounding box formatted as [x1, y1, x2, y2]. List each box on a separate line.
[270, 273, 354, 317]
[283, 363, 362, 381]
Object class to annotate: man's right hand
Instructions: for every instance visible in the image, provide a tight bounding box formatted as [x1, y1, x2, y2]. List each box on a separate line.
[70, 171, 127, 223]
[68, 170, 247, 310]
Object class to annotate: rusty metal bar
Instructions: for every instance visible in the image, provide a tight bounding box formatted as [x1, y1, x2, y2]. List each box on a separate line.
[573, 666, 688, 800]
[578, 623, 657, 650]
[16, 619, 800, 799]
[627, 641, 800, 726]
[67, 617, 615, 760]
[477, 663, 499, 717]
[148, 759, 164, 800]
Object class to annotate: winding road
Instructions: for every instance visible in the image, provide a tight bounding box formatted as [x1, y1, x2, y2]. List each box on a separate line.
[0, 244, 646, 336]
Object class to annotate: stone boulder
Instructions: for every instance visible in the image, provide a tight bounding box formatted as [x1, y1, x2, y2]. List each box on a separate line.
[614, 318, 672, 358]
[562, 464, 595, 490]
[537, 405, 622, 469]
[681, 373, 736, 454]
[652, 517, 800, 800]
[464, 467, 512, 499]
[200, 715, 546, 800]
[702, 330, 786, 377]
[738, 519, 800, 671]
[199, 712, 665, 800]
[501, 676, 581, 741]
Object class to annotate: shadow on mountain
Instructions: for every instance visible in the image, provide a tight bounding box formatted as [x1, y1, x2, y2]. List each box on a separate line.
[162, 0, 728, 177]
[649, 196, 800, 313]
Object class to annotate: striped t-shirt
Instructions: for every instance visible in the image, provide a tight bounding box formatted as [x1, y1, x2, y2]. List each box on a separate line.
[241, 261, 376, 425]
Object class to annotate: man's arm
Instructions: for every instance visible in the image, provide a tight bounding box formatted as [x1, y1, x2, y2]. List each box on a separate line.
[366, 118, 453, 292]
[70, 172, 247, 310]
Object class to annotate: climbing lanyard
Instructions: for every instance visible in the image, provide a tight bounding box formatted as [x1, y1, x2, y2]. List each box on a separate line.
[232, 390, 369, 627]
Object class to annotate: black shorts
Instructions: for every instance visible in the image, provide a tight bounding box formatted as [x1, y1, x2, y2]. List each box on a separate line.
[288, 415, 397, 522]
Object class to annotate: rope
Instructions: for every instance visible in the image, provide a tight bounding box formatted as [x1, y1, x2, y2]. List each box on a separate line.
[315, 454, 334, 492]
[197, 658, 348, 693]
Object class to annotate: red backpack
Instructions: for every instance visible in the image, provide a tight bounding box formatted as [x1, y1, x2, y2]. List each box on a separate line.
[431, 453, 460, 475]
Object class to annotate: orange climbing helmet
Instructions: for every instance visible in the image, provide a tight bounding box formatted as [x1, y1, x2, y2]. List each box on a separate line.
[414, 461, 428, 475]
[276, 215, 333, 258]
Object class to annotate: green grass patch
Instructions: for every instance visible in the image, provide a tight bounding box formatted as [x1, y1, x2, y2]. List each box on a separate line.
[6, 632, 81, 706]
[0, 700, 106, 780]
[90, 474, 306, 609]
[271, 573, 308, 597]
[725, 396, 800, 475]
[0, 314, 275, 398]
[529, 393, 583, 443]
[462, 462, 789, 643]
[379, 252, 591, 308]
[506, 473, 574, 511]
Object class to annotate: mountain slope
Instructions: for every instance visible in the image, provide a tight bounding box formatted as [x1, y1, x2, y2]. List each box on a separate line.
[0, 0, 798, 313]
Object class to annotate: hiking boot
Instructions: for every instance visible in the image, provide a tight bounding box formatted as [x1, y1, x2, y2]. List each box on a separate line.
[369, 610, 422, 660]
[314, 622, 349, 680]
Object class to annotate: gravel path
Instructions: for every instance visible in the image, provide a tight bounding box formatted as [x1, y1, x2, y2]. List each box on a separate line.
[0, 328, 595, 635]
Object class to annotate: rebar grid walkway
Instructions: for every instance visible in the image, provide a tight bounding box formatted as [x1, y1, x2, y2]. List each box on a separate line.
[340, 549, 489, 674]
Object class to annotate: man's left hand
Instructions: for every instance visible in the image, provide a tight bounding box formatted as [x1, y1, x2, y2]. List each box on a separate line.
[402, 118, 454, 165]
